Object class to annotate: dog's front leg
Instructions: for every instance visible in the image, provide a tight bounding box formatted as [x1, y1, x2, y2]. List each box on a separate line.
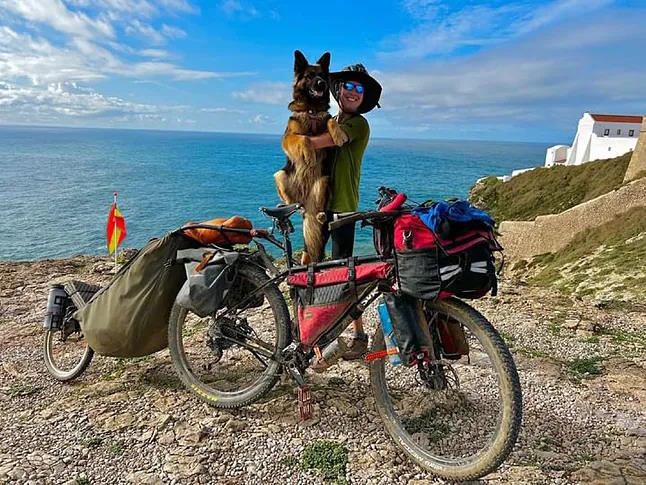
[327, 118, 349, 147]
[273, 169, 292, 204]
[282, 134, 316, 165]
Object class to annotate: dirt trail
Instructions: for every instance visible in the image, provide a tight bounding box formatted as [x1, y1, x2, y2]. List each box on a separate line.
[1, 257, 645, 484]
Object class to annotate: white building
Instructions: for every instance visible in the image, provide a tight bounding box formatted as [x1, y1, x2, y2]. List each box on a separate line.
[545, 112, 642, 167]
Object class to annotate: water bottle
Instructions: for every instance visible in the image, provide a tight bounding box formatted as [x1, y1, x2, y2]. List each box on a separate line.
[44, 284, 68, 330]
[377, 300, 402, 366]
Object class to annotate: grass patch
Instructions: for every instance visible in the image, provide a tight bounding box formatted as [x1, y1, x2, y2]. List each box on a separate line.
[598, 326, 646, 346]
[566, 357, 603, 379]
[281, 455, 299, 467]
[84, 437, 103, 448]
[100, 359, 128, 381]
[76, 478, 90, 485]
[301, 440, 348, 481]
[109, 441, 124, 455]
[538, 436, 558, 451]
[499, 331, 516, 349]
[327, 376, 346, 387]
[9, 384, 41, 397]
[468, 152, 632, 224]
[402, 408, 451, 443]
[527, 207, 646, 301]
[519, 348, 551, 359]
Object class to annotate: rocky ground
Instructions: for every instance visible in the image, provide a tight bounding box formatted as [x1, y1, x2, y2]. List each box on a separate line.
[1, 256, 645, 484]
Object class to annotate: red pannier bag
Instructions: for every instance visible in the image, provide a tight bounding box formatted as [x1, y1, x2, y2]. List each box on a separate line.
[287, 260, 390, 348]
[394, 214, 501, 301]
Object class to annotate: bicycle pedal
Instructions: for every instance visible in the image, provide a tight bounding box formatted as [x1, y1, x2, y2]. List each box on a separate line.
[298, 385, 313, 421]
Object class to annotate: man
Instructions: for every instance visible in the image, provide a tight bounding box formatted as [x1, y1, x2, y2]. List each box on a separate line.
[308, 63, 382, 360]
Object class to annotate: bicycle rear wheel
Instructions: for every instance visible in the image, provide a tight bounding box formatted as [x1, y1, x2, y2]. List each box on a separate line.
[370, 297, 522, 481]
[168, 262, 290, 409]
[43, 319, 94, 381]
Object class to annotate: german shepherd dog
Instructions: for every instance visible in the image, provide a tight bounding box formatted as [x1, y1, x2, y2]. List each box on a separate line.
[274, 50, 348, 262]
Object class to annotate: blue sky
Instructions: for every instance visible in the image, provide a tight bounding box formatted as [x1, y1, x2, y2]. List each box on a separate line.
[0, 0, 644, 143]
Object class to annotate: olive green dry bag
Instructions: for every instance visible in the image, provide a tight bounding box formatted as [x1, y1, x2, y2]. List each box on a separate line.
[75, 232, 195, 357]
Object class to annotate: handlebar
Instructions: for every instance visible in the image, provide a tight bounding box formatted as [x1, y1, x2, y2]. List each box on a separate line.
[327, 210, 407, 231]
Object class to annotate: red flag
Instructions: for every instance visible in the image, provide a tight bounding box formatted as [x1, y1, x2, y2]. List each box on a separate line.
[107, 203, 127, 254]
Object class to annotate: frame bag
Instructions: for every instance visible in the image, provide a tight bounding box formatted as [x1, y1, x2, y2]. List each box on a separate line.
[287, 260, 390, 348]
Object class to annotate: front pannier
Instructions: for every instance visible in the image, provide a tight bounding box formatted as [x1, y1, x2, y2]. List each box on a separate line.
[287, 260, 390, 348]
[394, 213, 500, 301]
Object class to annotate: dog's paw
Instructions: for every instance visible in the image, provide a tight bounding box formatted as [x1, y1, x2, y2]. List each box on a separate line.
[316, 212, 327, 224]
[328, 118, 349, 146]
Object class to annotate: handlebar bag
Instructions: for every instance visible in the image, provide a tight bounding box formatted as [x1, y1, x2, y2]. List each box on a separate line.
[287, 260, 390, 348]
[74, 231, 197, 357]
[394, 213, 501, 300]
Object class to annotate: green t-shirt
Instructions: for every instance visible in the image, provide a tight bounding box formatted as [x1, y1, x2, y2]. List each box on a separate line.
[329, 114, 370, 213]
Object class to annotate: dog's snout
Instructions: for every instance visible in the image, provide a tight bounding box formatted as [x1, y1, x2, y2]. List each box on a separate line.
[313, 77, 327, 90]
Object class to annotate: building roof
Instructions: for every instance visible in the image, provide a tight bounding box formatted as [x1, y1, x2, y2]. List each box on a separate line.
[590, 114, 643, 123]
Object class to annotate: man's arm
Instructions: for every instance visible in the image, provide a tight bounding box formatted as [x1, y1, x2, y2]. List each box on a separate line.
[309, 132, 336, 150]
[309, 118, 351, 149]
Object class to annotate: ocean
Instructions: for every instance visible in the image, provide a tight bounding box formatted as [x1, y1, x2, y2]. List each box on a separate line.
[0, 126, 547, 261]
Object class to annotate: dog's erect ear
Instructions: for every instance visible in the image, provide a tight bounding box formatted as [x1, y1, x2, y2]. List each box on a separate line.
[316, 52, 330, 71]
[294, 50, 308, 74]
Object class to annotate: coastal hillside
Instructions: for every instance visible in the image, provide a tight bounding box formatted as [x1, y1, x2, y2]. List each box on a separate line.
[468, 152, 632, 224]
[514, 206, 646, 309]
[468, 152, 645, 307]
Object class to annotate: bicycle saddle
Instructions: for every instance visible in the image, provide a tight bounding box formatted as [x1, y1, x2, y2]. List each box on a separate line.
[260, 203, 302, 219]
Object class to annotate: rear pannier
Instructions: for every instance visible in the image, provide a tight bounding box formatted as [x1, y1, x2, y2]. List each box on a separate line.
[287, 260, 390, 348]
[393, 213, 501, 301]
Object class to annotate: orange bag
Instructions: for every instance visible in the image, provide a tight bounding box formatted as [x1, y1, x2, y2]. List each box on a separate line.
[183, 216, 253, 246]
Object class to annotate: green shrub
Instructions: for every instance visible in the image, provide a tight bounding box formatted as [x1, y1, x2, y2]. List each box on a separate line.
[469, 152, 632, 223]
[301, 440, 348, 480]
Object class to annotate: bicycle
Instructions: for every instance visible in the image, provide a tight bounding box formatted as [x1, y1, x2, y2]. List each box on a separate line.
[167, 188, 522, 481]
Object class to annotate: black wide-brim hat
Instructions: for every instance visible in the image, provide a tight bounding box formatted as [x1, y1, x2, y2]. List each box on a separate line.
[329, 64, 382, 114]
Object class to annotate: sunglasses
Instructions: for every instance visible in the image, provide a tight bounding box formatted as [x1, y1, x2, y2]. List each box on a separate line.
[343, 81, 364, 94]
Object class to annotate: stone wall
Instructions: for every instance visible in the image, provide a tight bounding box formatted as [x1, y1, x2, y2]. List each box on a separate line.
[624, 116, 646, 183]
[499, 176, 646, 261]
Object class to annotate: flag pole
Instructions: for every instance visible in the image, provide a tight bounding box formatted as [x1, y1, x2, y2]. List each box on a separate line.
[113, 191, 118, 270]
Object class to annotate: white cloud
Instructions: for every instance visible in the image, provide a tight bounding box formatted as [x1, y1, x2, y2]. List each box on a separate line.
[376, 9, 646, 134]
[385, 0, 614, 59]
[232, 82, 290, 105]
[125, 20, 166, 44]
[0, 0, 114, 39]
[219, 0, 260, 19]
[251, 114, 271, 124]
[0, 80, 175, 119]
[201, 107, 246, 114]
[161, 24, 186, 39]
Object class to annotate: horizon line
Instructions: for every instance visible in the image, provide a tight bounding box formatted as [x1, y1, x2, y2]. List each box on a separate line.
[0, 122, 561, 146]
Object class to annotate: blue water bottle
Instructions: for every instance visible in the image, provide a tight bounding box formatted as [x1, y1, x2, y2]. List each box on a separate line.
[377, 299, 403, 366]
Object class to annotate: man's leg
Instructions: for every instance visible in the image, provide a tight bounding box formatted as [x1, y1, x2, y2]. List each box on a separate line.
[330, 216, 368, 359]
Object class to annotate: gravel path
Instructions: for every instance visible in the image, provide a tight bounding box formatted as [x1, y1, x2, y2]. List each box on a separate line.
[1, 256, 645, 484]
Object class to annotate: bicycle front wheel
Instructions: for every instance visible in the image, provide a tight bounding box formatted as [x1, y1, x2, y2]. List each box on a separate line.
[43, 322, 94, 381]
[370, 297, 522, 481]
[168, 262, 290, 409]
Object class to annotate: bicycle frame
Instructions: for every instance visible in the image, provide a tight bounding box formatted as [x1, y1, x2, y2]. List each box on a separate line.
[178, 212, 394, 367]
